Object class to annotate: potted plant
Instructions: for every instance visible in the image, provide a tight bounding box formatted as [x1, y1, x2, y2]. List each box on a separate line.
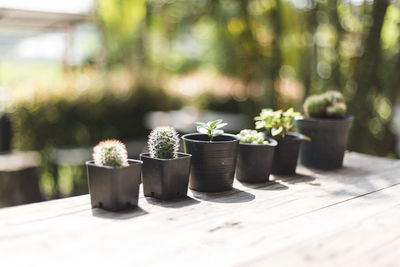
[295, 91, 353, 169]
[140, 126, 192, 200]
[255, 108, 306, 175]
[182, 119, 239, 192]
[86, 139, 142, 211]
[235, 129, 277, 183]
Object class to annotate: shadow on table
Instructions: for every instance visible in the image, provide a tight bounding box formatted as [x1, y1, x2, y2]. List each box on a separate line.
[91, 206, 148, 220]
[273, 173, 318, 185]
[144, 195, 200, 208]
[239, 180, 289, 191]
[191, 188, 255, 203]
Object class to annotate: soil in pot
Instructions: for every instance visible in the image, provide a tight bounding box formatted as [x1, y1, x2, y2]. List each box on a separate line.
[182, 133, 239, 193]
[140, 152, 191, 200]
[295, 116, 353, 169]
[271, 132, 303, 175]
[86, 159, 142, 211]
[236, 138, 278, 183]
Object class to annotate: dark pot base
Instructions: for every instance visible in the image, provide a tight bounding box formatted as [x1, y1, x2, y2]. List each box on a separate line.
[271, 132, 303, 175]
[236, 138, 277, 183]
[295, 116, 353, 169]
[182, 133, 239, 193]
[86, 159, 142, 211]
[140, 152, 191, 200]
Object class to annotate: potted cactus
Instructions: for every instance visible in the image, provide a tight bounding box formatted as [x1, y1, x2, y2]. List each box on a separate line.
[86, 139, 142, 211]
[255, 108, 306, 175]
[295, 91, 353, 169]
[182, 120, 239, 192]
[140, 126, 191, 200]
[235, 129, 277, 183]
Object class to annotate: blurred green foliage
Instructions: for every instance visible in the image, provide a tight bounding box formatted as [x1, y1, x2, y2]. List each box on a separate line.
[93, 0, 400, 157]
[12, 84, 180, 150]
[6, 0, 400, 200]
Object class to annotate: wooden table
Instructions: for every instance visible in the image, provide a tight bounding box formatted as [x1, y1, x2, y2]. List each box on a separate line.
[1, 152, 399, 266]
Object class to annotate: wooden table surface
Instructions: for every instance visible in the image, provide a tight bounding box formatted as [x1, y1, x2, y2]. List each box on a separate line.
[1, 152, 399, 267]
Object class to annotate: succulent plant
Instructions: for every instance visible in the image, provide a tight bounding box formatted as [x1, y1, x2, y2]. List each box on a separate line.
[304, 90, 347, 118]
[196, 119, 227, 141]
[148, 126, 180, 159]
[255, 108, 301, 138]
[93, 139, 128, 167]
[237, 129, 269, 144]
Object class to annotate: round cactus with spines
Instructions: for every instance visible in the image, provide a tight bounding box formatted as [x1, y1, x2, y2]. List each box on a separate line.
[93, 139, 128, 167]
[148, 126, 180, 159]
[304, 90, 347, 118]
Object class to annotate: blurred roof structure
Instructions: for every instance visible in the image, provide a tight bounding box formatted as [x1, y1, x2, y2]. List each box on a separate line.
[0, 8, 88, 31]
[0, 0, 95, 62]
[0, 8, 89, 51]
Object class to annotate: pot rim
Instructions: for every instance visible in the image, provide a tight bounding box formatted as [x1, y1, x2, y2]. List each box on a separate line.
[140, 152, 192, 161]
[182, 133, 240, 143]
[296, 115, 354, 122]
[239, 137, 278, 147]
[85, 159, 143, 169]
[272, 131, 306, 141]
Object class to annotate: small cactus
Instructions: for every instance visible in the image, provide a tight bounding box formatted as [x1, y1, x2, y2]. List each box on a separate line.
[304, 90, 347, 118]
[93, 139, 128, 167]
[148, 126, 180, 159]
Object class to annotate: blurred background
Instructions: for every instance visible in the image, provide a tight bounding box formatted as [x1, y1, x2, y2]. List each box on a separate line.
[0, 0, 399, 207]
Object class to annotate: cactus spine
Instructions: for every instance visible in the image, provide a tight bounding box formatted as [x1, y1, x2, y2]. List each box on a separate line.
[93, 139, 128, 167]
[148, 126, 180, 159]
[304, 90, 347, 118]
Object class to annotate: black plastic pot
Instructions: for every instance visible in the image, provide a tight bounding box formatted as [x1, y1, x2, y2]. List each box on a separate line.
[235, 138, 278, 183]
[271, 132, 303, 175]
[295, 116, 353, 169]
[140, 152, 191, 200]
[86, 159, 142, 211]
[0, 115, 12, 153]
[182, 133, 239, 192]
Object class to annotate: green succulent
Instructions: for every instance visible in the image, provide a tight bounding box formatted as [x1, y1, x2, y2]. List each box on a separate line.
[304, 90, 347, 118]
[196, 119, 227, 141]
[237, 129, 269, 144]
[254, 108, 301, 138]
[93, 139, 128, 167]
[148, 126, 180, 159]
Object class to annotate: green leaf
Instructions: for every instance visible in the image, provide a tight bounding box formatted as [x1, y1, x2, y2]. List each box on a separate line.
[213, 129, 224, 136]
[215, 122, 227, 129]
[271, 126, 283, 136]
[197, 126, 209, 134]
[209, 119, 223, 128]
[255, 121, 264, 129]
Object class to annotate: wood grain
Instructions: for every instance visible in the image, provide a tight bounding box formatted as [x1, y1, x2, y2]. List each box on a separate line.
[0, 152, 399, 267]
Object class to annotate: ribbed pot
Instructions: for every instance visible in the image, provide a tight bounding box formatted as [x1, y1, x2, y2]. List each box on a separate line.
[271, 132, 303, 175]
[235, 138, 278, 183]
[295, 116, 353, 169]
[140, 152, 192, 200]
[86, 159, 142, 211]
[182, 133, 239, 192]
